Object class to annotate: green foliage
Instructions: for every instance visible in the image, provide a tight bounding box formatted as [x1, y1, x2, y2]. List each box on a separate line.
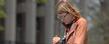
[0, 0, 6, 18]
[0, 0, 5, 6]
[36, 0, 48, 4]
[0, 10, 6, 18]
[0, 0, 5, 31]
[0, 25, 4, 31]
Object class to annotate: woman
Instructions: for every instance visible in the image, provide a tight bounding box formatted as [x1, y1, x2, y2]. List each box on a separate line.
[52, 0, 88, 44]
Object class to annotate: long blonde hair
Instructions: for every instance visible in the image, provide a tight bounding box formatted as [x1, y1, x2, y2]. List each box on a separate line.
[56, 1, 80, 23]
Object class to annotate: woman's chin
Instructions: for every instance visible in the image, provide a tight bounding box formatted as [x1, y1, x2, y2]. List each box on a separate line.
[64, 22, 69, 25]
[63, 21, 71, 25]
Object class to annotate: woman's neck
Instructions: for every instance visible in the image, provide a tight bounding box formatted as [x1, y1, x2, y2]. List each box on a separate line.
[62, 21, 73, 29]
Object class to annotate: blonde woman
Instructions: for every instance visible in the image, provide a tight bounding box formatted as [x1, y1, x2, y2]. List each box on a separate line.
[52, 0, 87, 44]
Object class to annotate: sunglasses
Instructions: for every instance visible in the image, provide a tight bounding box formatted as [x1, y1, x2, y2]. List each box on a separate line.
[57, 11, 69, 21]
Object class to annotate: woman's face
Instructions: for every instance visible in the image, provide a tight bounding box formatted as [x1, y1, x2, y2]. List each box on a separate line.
[57, 12, 74, 25]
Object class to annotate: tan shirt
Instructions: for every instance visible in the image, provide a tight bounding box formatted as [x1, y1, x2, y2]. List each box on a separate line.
[66, 17, 87, 44]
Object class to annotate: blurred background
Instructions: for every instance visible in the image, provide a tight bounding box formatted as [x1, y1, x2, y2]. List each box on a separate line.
[0, 0, 109, 44]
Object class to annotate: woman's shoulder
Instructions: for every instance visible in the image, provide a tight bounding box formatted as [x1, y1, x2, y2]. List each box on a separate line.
[77, 17, 87, 24]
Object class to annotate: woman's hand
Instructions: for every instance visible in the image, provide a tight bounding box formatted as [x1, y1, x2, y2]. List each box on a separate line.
[52, 35, 61, 44]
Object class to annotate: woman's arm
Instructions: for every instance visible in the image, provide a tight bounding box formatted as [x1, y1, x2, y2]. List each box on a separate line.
[74, 18, 88, 44]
